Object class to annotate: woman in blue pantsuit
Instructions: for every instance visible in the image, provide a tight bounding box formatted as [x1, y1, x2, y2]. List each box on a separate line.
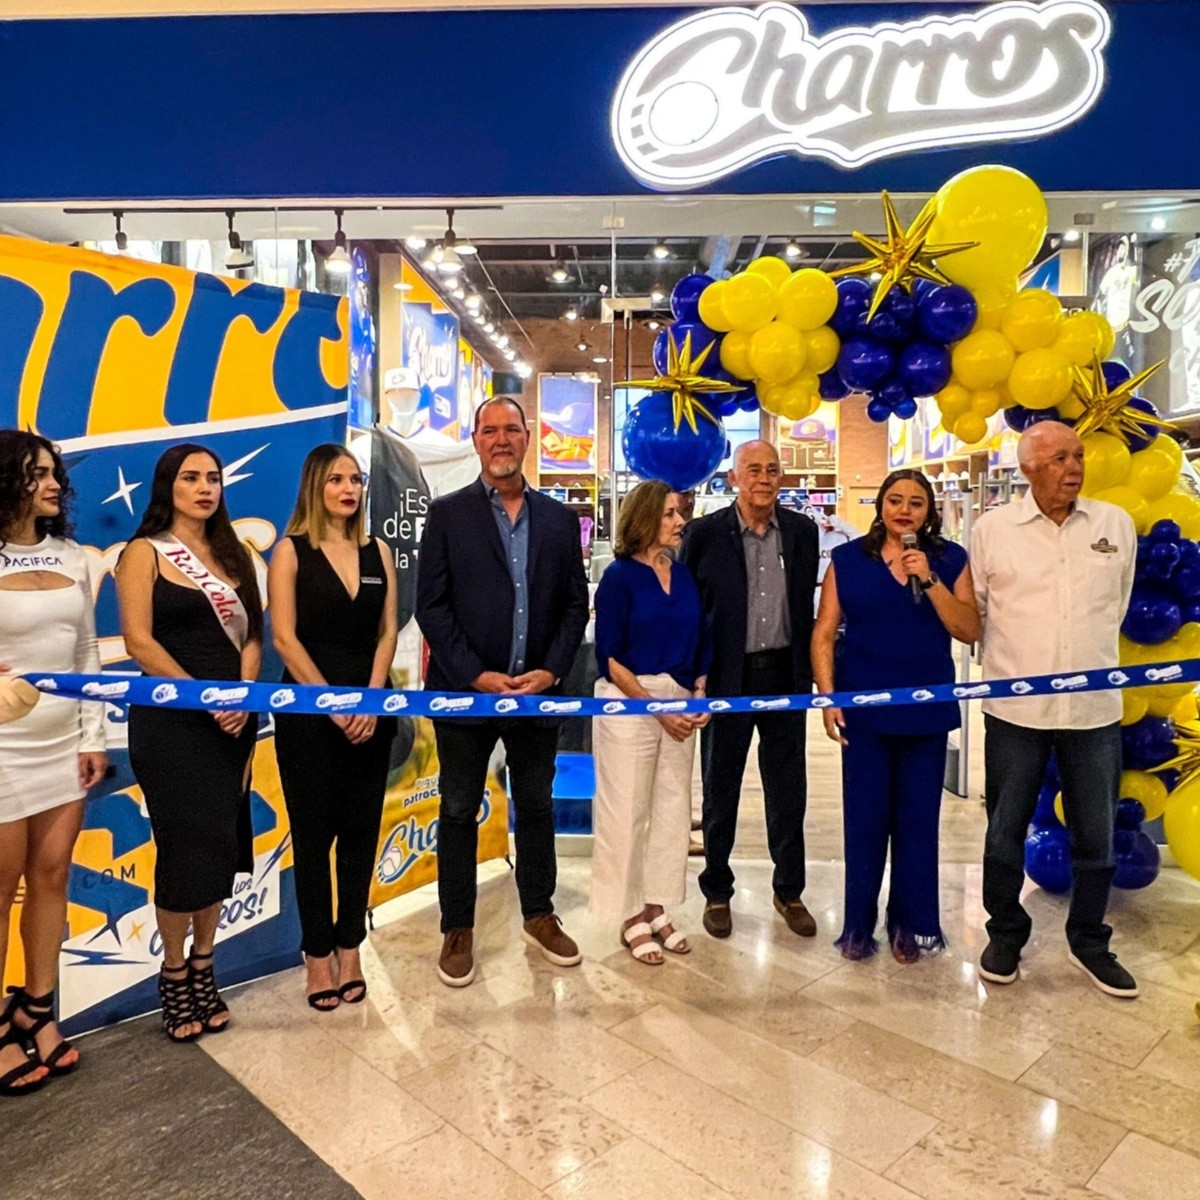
[812, 470, 981, 963]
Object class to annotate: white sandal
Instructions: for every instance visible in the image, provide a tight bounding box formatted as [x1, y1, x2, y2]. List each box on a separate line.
[649, 913, 691, 954]
[621, 921, 664, 965]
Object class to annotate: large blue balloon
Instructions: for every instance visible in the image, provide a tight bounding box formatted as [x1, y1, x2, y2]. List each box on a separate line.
[855, 287, 916, 344]
[671, 273, 714, 322]
[1121, 589, 1182, 644]
[819, 369, 851, 400]
[622, 390, 727, 492]
[653, 321, 717, 374]
[917, 284, 978, 343]
[1112, 828, 1160, 890]
[1121, 716, 1177, 770]
[830, 278, 873, 338]
[837, 338, 895, 391]
[1024, 825, 1073, 894]
[897, 342, 952, 397]
[1102, 360, 1133, 389]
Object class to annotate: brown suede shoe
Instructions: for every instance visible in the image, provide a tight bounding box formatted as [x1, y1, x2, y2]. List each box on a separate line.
[702, 901, 732, 939]
[522, 915, 582, 966]
[774, 895, 817, 937]
[437, 928, 476, 988]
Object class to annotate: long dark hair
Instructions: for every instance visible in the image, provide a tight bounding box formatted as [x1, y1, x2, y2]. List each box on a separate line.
[0, 430, 73, 549]
[860, 469, 945, 561]
[129, 442, 263, 642]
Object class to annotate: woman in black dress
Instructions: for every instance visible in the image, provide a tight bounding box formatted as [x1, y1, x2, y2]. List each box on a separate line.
[268, 444, 398, 1010]
[116, 443, 263, 1042]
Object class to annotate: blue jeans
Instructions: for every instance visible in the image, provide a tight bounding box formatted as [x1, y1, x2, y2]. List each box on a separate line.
[982, 715, 1119, 958]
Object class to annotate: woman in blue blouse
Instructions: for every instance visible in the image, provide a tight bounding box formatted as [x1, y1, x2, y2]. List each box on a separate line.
[812, 469, 980, 963]
[590, 481, 711, 965]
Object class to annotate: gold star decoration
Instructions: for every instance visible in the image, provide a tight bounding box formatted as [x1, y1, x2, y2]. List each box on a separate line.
[1070, 353, 1171, 441]
[829, 191, 977, 321]
[1151, 720, 1200, 793]
[615, 330, 741, 433]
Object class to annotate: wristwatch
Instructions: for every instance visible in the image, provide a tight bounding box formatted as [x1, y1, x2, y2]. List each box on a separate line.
[918, 572, 939, 592]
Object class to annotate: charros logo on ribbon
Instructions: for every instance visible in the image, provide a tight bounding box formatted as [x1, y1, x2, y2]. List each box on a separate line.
[611, 0, 1111, 188]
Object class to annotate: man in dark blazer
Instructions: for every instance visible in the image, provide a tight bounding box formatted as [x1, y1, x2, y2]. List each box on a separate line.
[680, 440, 820, 940]
[416, 396, 589, 988]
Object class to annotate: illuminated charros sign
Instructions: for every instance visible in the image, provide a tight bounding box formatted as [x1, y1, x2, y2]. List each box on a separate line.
[611, 0, 1110, 188]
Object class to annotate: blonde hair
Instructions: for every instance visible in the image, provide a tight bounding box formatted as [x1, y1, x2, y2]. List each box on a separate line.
[285, 444, 368, 548]
[615, 480, 673, 558]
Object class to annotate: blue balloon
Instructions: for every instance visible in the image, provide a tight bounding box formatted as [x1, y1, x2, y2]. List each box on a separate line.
[897, 341, 952, 397]
[1182, 600, 1200, 625]
[894, 395, 918, 420]
[1173, 564, 1200, 600]
[737, 390, 760, 412]
[876, 379, 911, 412]
[917, 284, 978, 343]
[1003, 405, 1034, 432]
[1150, 520, 1182, 544]
[1126, 395, 1159, 453]
[1112, 828, 1160, 890]
[653, 322, 717, 374]
[1179, 539, 1200, 566]
[1024, 825, 1073, 893]
[713, 393, 743, 417]
[1145, 541, 1181, 581]
[1116, 798, 1147, 830]
[652, 329, 671, 374]
[1121, 716, 1177, 770]
[1102, 360, 1133, 388]
[671, 273, 714, 322]
[819, 368, 851, 400]
[1121, 590, 1182, 644]
[622, 391, 727, 492]
[865, 397, 892, 423]
[855, 288, 916, 344]
[830, 278, 873, 338]
[837, 338, 895, 391]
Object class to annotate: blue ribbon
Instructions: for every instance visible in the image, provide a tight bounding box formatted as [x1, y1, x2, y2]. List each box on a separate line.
[23, 659, 1200, 718]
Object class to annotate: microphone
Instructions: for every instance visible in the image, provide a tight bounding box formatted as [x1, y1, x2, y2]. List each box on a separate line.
[901, 532, 922, 603]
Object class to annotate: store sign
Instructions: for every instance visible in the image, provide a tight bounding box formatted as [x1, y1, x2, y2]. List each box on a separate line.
[612, 0, 1111, 188]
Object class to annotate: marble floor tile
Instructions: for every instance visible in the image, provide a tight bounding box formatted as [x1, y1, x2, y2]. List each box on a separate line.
[544, 1135, 736, 1200]
[1087, 1132, 1200, 1200]
[610, 1001, 935, 1172]
[1136, 1029, 1200, 1093]
[402, 1043, 630, 1188]
[1021, 1045, 1200, 1158]
[809, 1022, 1126, 1184]
[884, 1125, 1096, 1200]
[345, 1122, 543, 1200]
[503, 955, 660, 1030]
[586, 1058, 922, 1200]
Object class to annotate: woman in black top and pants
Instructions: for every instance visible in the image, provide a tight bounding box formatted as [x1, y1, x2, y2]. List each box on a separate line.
[269, 444, 398, 1011]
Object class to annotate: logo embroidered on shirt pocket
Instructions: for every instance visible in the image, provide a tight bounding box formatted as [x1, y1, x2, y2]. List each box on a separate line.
[1090, 539, 1119, 554]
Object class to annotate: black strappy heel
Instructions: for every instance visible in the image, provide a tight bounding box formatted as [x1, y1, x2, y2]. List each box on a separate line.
[158, 965, 202, 1043]
[7, 987, 78, 1076]
[187, 950, 230, 1034]
[0, 992, 47, 1097]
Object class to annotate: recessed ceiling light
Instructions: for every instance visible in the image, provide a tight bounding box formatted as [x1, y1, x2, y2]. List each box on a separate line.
[1151, 216, 1167, 231]
[592, 355, 609, 364]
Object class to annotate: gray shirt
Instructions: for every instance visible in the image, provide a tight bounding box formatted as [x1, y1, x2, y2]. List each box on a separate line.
[489, 484, 530, 675]
[738, 507, 790, 653]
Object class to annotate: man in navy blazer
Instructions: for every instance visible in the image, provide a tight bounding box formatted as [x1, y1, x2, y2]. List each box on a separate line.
[680, 440, 819, 940]
[417, 396, 589, 988]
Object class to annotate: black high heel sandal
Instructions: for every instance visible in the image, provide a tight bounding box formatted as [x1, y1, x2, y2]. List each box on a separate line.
[0, 993, 47, 1097]
[158, 965, 202, 1043]
[6, 987, 78, 1076]
[187, 950, 230, 1034]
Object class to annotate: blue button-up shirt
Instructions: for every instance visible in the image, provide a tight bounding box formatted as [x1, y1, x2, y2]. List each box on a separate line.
[488, 484, 530, 675]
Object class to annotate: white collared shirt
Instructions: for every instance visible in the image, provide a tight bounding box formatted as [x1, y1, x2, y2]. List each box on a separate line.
[971, 491, 1135, 730]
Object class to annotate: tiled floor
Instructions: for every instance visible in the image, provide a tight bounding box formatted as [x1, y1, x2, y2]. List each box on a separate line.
[205, 716, 1200, 1200]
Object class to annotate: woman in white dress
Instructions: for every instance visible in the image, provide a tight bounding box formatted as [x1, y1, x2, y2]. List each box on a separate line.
[0, 431, 108, 1095]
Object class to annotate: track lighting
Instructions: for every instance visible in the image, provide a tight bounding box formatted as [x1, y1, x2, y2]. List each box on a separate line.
[225, 211, 254, 270]
[325, 210, 352, 276]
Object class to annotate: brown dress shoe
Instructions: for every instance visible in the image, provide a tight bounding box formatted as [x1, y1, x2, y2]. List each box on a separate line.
[702, 901, 732, 939]
[773, 895, 817, 937]
[688, 838, 705, 857]
[438, 928, 476, 988]
[522, 914, 582, 966]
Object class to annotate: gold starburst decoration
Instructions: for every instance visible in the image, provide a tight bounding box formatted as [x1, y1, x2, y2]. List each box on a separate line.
[1070, 354, 1171, 441]
[829, 191, 977, 321]
[1151, 720, 1200, 793]
[615, 331, 740, 433]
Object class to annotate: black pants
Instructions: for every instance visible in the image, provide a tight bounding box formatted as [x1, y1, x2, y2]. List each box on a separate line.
[699, 649, 808, 904]
[433, 719, 559, 932]
[983, 716, 1120, 958]
[275, 713, 393, 958]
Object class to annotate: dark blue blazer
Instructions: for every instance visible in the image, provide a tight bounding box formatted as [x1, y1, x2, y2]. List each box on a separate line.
[416, 477, 590, 698]
[679, 502, 819, 698]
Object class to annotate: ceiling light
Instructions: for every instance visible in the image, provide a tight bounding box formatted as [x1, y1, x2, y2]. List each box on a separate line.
[651, 239, 671, 260]
[564, 306, 579, 321]
[325, 209, 352, 276]
[504, 348, 517, 361]
[868, 270, 883, 283]
[406, 235, 427, 250]
[483, 321, 495, 333]
[441, 208, 476, 257]
[1151, 216, 1167, 231]
[393, 279, 413, 292]
[647, 319, 661, 331]
[550, 262, 571, 283]
[784, 239, 803, 259]
[450, 283, 466, 299]
[650, 287, 665, 305]
[1131, 233, 1139, 243]
[113, 211, 128, 254]
[515, 362, 533, 379]
[472, 311, 487, 324]
[225, 210, 255, 270]
[436, 245, 464, 276]
[496, 334, 510, 348]
[422, 244, 443, 271]
[592, 355, 609, 364]
[465, 290, 483, 309]
[576, 339, 589, 353]
[1062, 229, 1081, 243]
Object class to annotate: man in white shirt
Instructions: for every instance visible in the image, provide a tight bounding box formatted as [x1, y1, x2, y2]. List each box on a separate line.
[971, 421, 1138, 998]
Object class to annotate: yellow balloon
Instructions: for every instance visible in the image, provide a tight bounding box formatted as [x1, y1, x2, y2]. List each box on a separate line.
[757, 380, 788, 417]
[1164, 778, 1200, 882]
[792, 370, 820, 396]
[1121, 690, 1149, 726]
[778, 390, 811, 421]
[1058, 392, 1086, 420]
[724, 272, 779, 332]
[1167, 620, 1200, 661]
[1081, 432, 1132, 494]
[720, 329, 753, 379]
[1146, 684, 1194, 717]
[804, 324, 840, 374]
[1053, 791, 1065, 826]
[1145, 492, 1200, 541]
[748, 321, 806, 384]
[940, 413, 959, 436]
[1093, 485, 1151, 533]
[1006, 347, 1072, 410]
[1053, 311, 1104, 367]
[777, 269, 838, 331]
[971, 279, 1018, 331]
[1172, 692, 1199, 724]
[955, 411, 989, 445]
[746, 255, 793, 289]
[1128, 441, 1184, 501]
[929, 166, 1049, 289]
[971, 388, 1005, 418]
[1121, 769, 1170, 822]
[698, 280, 734, 333]
[1079, 311, 1116, 360]
[936, 382, 973, 420]
[951, 330, 1016, 390]
[1001, 289, 1064, 352]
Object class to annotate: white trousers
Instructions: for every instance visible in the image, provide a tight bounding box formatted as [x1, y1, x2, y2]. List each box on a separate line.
[589, 674, 696, 924]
